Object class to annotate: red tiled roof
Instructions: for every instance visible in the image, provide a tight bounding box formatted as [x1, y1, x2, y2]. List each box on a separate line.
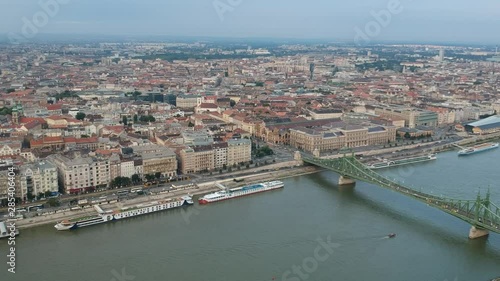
[46, 104, 62, 110]
[22, 120, 41, 129]
[199, 103, 218, 109]
[19, 117, 46, 124]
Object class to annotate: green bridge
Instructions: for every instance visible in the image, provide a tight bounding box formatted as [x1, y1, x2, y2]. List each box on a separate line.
[300, 152, 500, 239]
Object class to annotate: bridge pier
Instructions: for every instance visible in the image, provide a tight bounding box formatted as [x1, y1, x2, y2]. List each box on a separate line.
[339, 176, 355, 186]
[469, 226, 489, 239]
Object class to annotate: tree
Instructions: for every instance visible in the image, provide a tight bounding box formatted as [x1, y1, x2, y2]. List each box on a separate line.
[188, 121, 195, 127]
[155, 172, 161, 179]
[404, 132, 411, 139]
[145, 174, 155, 182]
[27, 191, 34, 201]
[127, 91, 142, 100]
[133, 114, 138, 123]
[131, 174, 141, 183]
[75, 112, 86, 121]
[230, 100, 236, 107]
[122, 116, 128, 125]
[44, 191, 53, 198]
[6, 88, 15, 93]
[0, 107, 13, 116]
[46, 198, 60, 207]
[111, 176, 132, 188]
[255, 146, 274, 158]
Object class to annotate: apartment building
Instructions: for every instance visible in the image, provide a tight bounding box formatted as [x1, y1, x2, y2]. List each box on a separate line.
[213, 142, 228, 169]
[308, 108, 343, 120]
[47, 153, 110, 194]
[0, 142, 21, 157]
[227, 139, 251, 166]
[177, 139, 250, 174]
[179, 146, 215, 174]
[109, 154, 121, 181]
[0, 161, 20, 200]
[141, 150, 177, 178]
[176, 95, 202, 108]
[120, 159, 136, 178]
[19, 160, 59, 200]
[374, 105, 438, 128]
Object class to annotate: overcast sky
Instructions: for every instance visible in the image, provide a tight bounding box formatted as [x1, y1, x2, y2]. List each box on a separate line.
[2, 0, 500, 43]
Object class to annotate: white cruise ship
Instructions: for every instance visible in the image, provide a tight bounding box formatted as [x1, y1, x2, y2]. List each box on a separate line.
[198, 181, 284, 204]
[55, 196, 193, 231]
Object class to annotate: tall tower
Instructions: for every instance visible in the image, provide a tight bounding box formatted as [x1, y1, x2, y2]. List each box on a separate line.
[11, 104, 23, 124]
[439, 48, 445, 62]
[309, 63, 315, 80]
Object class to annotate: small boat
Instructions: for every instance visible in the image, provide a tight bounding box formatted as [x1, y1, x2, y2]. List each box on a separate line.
[388, 233, 396, 238]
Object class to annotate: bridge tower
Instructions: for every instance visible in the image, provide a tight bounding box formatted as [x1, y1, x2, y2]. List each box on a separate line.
[338, 147, 356, 186]
[469, 191, 490, 239]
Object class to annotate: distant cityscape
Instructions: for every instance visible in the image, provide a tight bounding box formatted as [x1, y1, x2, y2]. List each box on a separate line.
[1, 42, 500, 205]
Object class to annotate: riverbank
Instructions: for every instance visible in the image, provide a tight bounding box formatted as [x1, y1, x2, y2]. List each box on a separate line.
[15, 164, 321, 230]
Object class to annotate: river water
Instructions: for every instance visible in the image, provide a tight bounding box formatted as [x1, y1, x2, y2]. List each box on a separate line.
[1, 149, 500, 281]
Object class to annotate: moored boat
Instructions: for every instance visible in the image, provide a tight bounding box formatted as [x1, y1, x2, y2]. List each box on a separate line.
[0, 221, 19, 239]
[55, 196, 193, 231]
[369, 154, 437, 169]
[458, 142, 499, 156]
[199, 181, 284, 204]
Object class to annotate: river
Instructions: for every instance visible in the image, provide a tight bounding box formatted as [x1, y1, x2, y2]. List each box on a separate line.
[1, 149, 500, 281]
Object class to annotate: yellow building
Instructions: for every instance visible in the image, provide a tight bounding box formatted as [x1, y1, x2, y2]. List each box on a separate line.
[179, 146, 215, 174]
[141, 151, 177, 178]
[290, 125, 396, 153]
[227, 139, 251, 166]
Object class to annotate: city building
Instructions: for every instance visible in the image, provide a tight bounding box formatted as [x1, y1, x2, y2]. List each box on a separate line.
[19, 160, 59, 200]
[290, 123, 397, 153]
[465, 115, 500, 135]
[176, 95, 203, 108]
[227, 139, 252, 166]
[374, 105, 438, 128]
[141, 150, 177, 178]
[47, 153, 110, 194]
[179, 146, 215, 174]
[0, 141, 22, 157]
[308, 108, 343, 120]
[0, 161, 20, 200]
